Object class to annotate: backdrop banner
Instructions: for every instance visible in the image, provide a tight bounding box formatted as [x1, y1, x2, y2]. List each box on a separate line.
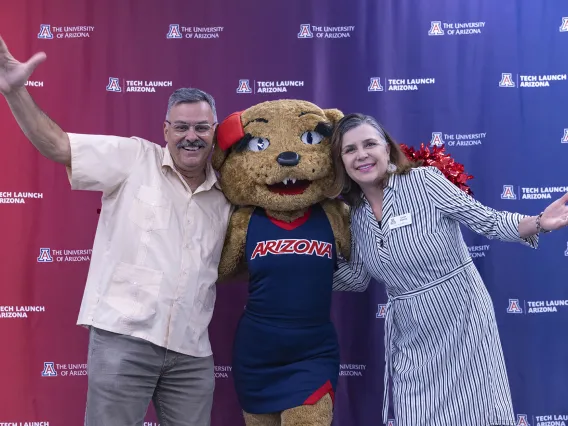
[1, 1, 567, 425]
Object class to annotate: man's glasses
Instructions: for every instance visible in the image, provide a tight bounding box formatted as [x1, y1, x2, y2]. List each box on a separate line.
[166, 120, 216, 136]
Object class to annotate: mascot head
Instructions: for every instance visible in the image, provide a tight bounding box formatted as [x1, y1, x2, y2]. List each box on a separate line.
[211, 99, 343, 214]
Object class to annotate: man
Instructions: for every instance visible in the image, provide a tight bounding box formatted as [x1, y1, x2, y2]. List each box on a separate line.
[0, 36, 231, 425]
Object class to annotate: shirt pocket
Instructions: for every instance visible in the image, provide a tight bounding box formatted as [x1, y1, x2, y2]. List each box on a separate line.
[104, 261, 163, 325]
[196, 212, 224, 260]
[128, 184, 172, 231]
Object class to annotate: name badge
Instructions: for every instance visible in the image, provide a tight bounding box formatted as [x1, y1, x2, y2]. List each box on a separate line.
[388, 213, 412, 229]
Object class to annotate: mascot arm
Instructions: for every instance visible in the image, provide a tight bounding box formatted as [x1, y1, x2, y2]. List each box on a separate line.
[217, 206, 254, 283]
[322, 199, 371, 292]
[321, 199, 351, 261]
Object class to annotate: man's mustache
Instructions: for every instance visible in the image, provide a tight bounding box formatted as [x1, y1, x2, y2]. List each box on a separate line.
[176, 139, 207, 149]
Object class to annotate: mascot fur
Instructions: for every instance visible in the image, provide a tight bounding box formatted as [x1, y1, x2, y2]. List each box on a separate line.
[212, 99, 350, 426]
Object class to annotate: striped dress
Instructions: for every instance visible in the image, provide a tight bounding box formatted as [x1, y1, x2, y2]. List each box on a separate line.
[333, 166, 538, 426]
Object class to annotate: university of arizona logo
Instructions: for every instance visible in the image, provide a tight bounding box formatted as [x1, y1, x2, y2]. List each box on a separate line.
[376, 304, 386, 318]
[37, 248, 53, 263]
[515, 414, 530, 426]
[251, 239, 332, 260]
[560, 17, 568, 32]
[501, 185, 516, 200]
[166, 24, 182, 39]
[236, 79, 252, 93]
[562, 129, 568, 143]
[387, 420, 396, 426]
[428, 21, 444, 36]
[298, 24, 313, 38]
[430, 132, 444, 147]
[368, 77, 383, 91]
[38, 24, 53, 39]
[106, 77, 121, 92]
[41, 362, 57, 377]
[507, 299, 523, 314]
[499, 73, 515, 87]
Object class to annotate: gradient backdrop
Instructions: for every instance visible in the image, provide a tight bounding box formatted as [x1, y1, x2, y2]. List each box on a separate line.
[1, 0, 567, 425]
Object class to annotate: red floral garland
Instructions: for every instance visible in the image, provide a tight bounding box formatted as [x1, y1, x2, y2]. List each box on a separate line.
[400, 143, 474, 196]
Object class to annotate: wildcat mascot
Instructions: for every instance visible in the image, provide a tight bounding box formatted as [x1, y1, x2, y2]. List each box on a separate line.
[212, 99, 351, 426]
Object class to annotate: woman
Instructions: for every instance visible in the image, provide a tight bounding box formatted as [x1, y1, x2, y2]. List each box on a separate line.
[329, 113, 568, 426]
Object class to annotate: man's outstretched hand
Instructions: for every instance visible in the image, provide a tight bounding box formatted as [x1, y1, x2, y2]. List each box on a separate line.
[0, 35, 46, 95]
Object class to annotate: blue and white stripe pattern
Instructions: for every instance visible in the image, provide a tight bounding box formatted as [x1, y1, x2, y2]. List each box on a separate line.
[333, 166, 538, 426]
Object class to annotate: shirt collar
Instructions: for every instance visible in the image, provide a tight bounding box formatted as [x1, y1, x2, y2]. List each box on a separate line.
[161, 146, 221, 191]
[359, 172, 399, 205]
[384, 172, 399, 192]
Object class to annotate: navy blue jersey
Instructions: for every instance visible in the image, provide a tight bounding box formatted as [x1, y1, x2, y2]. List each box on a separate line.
[232, 204, 340, 414]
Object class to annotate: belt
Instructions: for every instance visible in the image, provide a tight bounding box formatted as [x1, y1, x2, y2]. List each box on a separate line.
[381, 260, 473, 424]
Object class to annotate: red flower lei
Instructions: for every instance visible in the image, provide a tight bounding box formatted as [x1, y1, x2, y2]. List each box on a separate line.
[400, 143, 474, 196]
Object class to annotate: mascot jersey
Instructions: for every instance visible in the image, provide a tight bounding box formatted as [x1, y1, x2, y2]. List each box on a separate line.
[232, 203, 340, 414]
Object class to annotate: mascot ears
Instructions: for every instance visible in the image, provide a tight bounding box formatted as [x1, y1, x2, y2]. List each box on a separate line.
[217, 111, 245, 151]
[323, 108, 343, 124]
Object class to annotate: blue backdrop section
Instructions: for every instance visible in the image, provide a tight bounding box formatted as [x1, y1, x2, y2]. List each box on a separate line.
[318, 0, 568, 424]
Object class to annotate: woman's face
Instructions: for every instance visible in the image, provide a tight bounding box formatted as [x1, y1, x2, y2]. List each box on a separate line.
[340, 123, 390, 188]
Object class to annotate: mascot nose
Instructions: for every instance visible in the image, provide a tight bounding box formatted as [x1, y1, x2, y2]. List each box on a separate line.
[277, 151, 300, 167]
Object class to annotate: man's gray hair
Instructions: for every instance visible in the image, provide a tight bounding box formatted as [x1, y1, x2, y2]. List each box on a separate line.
[165, 88, 218, 122]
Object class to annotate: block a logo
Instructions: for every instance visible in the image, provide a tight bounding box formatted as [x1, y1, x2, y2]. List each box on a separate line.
[298, 24, 313, 38]
[368, 77, 383, 91]
[387, 420, 396, 426]
[37, 248, 53, 263]
[430, 132, 444, 147]
[41, 362, 57, 377]
[376, 304, 386, 318]
[499, 73, 515, 87]
[38, 24, 54, 39]
[515, 414, 530, 426]
[507, 299, 523, 314]
[428, 21, 444, 36]
[106, 77, 121, 92]
[562, 129, 568, 143]
[560, 17, 568, 32]
[501, 185, 516, 200]
[236, 79, 252, 94]
[167, 24, 182, 39]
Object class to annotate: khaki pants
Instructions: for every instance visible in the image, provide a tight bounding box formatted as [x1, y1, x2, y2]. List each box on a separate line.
[84, 327, 214, 426]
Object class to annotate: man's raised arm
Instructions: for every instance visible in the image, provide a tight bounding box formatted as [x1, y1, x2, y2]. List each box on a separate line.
[0, 35, 70, 165]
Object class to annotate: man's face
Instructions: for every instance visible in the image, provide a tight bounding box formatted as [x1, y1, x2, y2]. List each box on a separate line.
[164, 101, 216, 173]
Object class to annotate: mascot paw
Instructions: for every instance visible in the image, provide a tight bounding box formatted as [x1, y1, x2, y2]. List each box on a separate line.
[281, 393, 333, 426]
[243, 411, 281, 426]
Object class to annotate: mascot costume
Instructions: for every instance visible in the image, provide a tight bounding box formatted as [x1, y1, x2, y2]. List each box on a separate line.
[211, 99, 350, 426]
[210, 98, 474, 426]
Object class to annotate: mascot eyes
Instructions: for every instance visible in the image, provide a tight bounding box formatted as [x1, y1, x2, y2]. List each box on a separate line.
[301, 131, 324, 145]
[248, 137, 270, 152]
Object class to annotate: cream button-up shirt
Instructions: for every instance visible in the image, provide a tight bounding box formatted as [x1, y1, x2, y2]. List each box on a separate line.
[66, 133, 231, 357]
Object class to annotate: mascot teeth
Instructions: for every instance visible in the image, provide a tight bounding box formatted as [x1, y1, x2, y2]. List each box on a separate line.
[282, 178, 297, 185]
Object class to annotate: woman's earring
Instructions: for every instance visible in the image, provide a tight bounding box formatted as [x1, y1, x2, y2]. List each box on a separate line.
[387, 162, 397, 173]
